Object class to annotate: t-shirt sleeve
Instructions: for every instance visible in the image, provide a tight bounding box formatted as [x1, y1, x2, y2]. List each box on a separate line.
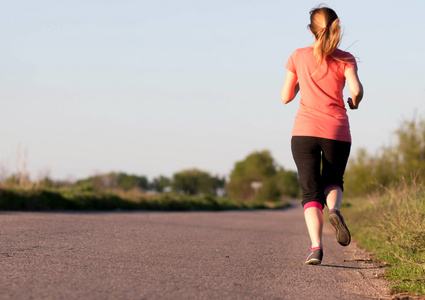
[285, 50, 297, 74]
[344, 52, 357, 71]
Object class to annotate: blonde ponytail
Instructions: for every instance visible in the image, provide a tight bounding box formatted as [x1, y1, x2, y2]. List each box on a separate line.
[308, 6, 342, 65]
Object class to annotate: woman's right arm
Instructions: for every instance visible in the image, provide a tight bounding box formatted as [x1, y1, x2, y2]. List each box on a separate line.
[281, 70, 299, 104]
[345, 66, 364, 109]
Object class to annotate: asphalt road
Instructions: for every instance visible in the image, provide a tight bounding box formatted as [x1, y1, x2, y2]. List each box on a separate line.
[0, 204, 389, 300]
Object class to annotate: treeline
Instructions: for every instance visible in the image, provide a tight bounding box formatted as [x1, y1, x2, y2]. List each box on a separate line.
[3, 171, 226, 197]
[7, 117, 423, 202]
[2, 150, 300, 203]
[344, 118, 425, 196]
[73, 171, 226, 196]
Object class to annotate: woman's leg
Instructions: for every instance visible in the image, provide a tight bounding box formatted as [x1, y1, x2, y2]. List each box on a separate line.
[325, 185, 343, 210]
[304, 204, 323, 248]
[291, 137, 325, 207]
[320, 139, 351, 209]
[320, 139, 352, 246]
[291, 137, 325, 250]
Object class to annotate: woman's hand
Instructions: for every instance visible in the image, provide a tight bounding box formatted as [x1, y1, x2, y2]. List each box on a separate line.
[347, 97, 358, 110]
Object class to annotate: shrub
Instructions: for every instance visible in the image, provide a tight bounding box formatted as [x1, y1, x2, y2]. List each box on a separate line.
[345, 118, 425, 196]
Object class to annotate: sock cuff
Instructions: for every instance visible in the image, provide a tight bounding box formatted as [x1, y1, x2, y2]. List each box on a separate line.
[303, 201, 323, 212]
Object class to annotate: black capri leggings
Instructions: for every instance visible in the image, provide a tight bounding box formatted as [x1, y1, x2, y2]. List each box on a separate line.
[291, 136, 351, 208]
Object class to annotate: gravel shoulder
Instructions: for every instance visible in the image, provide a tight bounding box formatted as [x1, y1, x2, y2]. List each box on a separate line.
[0, 205, 390, 299]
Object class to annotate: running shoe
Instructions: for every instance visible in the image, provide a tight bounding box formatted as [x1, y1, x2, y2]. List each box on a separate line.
[304, 247, 323, 265]
[328, 209, 351, 246]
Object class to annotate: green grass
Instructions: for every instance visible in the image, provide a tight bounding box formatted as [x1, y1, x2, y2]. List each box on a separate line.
[343, 182, 425, 296]
[0, 187, 289, 212]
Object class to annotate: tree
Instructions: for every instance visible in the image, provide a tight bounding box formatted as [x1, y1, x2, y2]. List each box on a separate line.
[151, 175, 172, 193]
[276, 168, 300, 198]
[172, 169, 221, 196]
[75, 172, 117, 192]
[75, 172, 148, 192]
[226, 150, 279, 202]
[116, 173, 148, 191]
[395, 119, 425, 179]
[210, 176, 226, 196]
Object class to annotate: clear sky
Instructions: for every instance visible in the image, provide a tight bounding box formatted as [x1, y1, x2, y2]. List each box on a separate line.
[1, 0, 424, 181]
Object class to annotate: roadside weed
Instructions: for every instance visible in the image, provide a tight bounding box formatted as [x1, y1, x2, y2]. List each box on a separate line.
[344, 182, 425, 295]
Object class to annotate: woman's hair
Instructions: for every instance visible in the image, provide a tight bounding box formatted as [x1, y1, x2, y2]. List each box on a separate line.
[308, 5, 342, 65]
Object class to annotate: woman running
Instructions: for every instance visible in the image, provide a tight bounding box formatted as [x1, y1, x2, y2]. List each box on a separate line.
[281, 5, 364, 265]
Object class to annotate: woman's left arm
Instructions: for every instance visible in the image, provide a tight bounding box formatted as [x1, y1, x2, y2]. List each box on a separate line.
[281, 70, 299, 104]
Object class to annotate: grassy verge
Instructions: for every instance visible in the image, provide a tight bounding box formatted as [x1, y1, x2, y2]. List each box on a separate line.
[0, 187, 289, 212]
[343, 182, 425, 296]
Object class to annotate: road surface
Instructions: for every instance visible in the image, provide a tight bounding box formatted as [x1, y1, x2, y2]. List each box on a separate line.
[0, 204, 389, 299]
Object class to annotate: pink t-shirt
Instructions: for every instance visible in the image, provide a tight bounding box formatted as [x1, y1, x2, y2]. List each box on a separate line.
[286, 47, 357, 142]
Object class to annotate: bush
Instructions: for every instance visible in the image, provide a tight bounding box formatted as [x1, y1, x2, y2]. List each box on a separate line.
[345, 118, 425, 196]
[0, 187, 288, 211]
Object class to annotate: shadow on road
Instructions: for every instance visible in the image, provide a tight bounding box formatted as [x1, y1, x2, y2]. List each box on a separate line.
[319, 264, 383, 270]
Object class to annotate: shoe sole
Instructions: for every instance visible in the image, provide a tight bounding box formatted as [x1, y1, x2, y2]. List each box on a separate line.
[329, 214, 351, 246]
[305, 259, 321, 265]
